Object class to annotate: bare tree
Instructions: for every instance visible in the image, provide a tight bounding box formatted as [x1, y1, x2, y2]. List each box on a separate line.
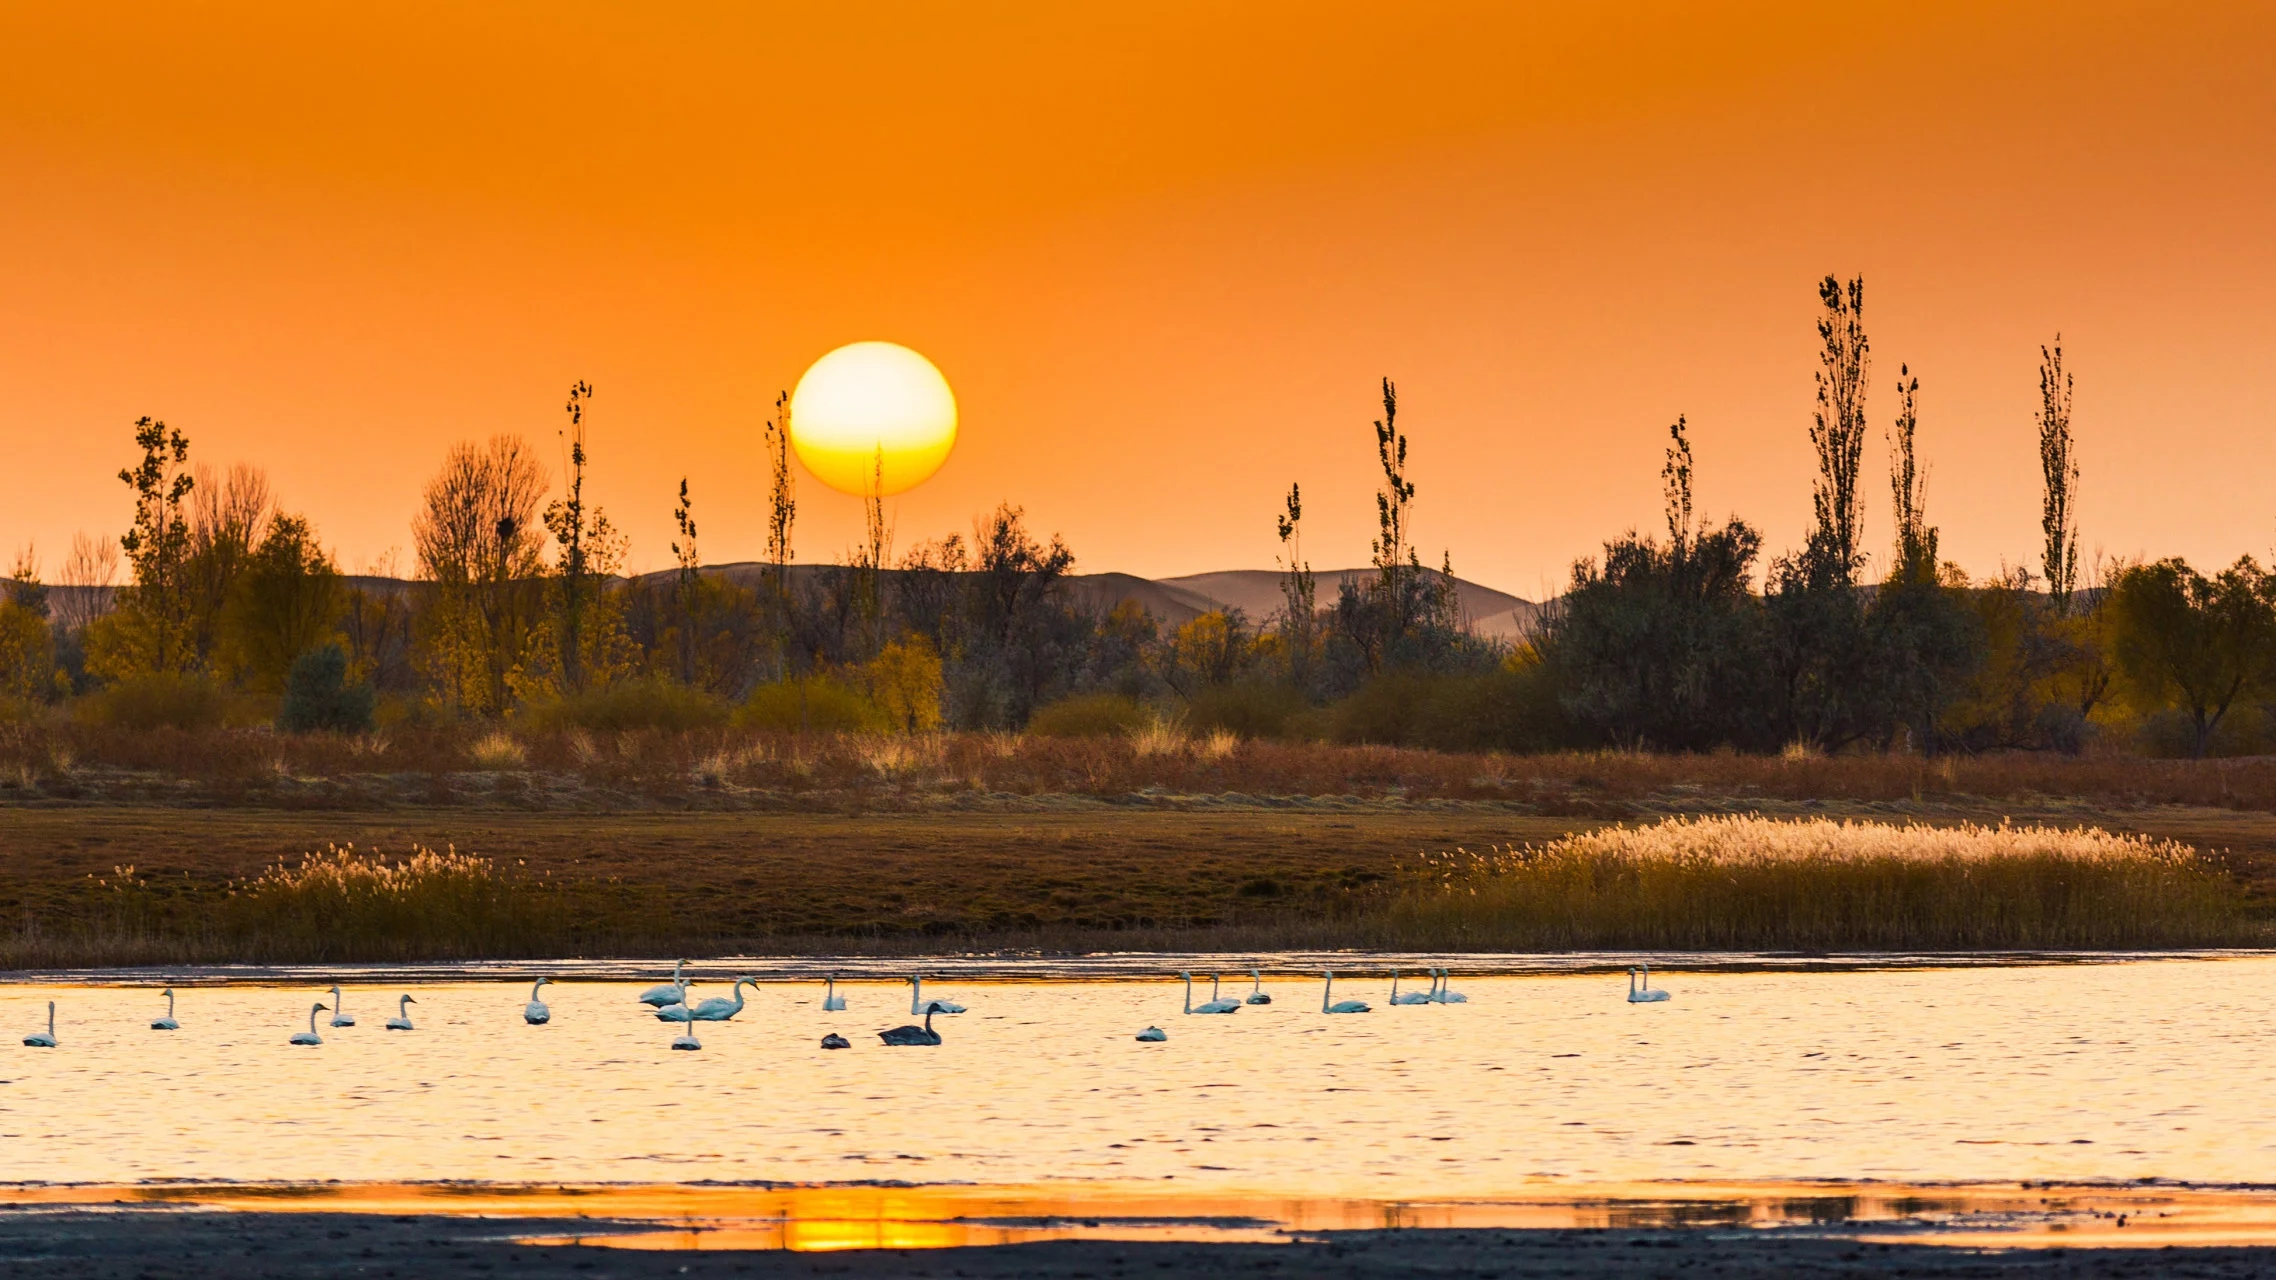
[2038, 335, 2079, 612]
[763, 389, 796, 679]
[1809, 275, 1871, 586]
[413, 435, 549, 712]
[542, 381, 597, 693]
[54, 532, 120, 633]
[185, 462, 274, 664]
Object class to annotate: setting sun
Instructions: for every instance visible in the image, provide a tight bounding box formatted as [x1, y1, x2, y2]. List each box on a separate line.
[788, 341, 958, 498]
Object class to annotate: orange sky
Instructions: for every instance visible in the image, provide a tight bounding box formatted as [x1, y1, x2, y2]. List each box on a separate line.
[3, 2, 2272, 597]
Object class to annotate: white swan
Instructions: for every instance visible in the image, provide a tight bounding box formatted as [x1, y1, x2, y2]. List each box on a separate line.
[151, 987, 180, 1031]
[823, 976, 847, 1012]
[327, 985, 356, 1028]
[525, 977, 554, 1024]
[1388, 970, 1434, 1005]
[670, 1019, 702, 1051]
[1321, 971, 1369, 1014]
[291, 1003, 326, 1046]
[639, 960, 688, 1007]
[688, 977, 755, 1022]
[1430, 967, 1468, 1004]
[1182, 972, 1238, 1015]
[1627, 964, 1671, 1003]
[652, 980, 694, 1022]
[1244, 968, 1271, 1005]
[23, 1001, 56, 1048]
[385, 995, 417, 1031]
[908, 977, 965, 1015]
[1135, 1025, 1168, 1042]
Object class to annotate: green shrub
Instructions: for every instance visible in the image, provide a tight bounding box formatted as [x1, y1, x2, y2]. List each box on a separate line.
[523, 678, 726, 733]
[733, 676, 888, 733]
[79, 673, 234, 731]
[1185, 681, 1310, 740]
[1027, 692, 1151, 738]
[278, 643, 376, 734]
[1329, 667, 1569, 752]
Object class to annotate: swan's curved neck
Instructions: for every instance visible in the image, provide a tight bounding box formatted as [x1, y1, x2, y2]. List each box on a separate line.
[165, 990, 175, 1017]
[1322, 974, 1333, 1012]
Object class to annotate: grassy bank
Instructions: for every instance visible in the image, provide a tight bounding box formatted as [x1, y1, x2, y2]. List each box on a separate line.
[5, 813, 2263, 966]
[22, 721, 2276, 814]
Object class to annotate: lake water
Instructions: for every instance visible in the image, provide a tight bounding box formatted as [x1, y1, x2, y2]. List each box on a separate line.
[3, 958, 2274, 1247]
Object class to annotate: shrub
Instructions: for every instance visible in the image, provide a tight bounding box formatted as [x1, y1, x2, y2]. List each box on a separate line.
[1328, 667, 1568, 752]
[1185, 681, 1309, 740]
[277, 643, 376, 734]
[79, 673, 233, 731]
[521, 678, 726, 733]
[1028, 692, 1150, 738]
[734, 676, 888, 734]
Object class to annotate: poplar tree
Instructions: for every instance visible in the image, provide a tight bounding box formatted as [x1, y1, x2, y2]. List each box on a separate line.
[762, 390, 796, 679]
[2038, 335, 2079, 613]
[1888, 365, 1937, 585]
[1808, 275, 1870, 587]
[116, 416, 196, 673]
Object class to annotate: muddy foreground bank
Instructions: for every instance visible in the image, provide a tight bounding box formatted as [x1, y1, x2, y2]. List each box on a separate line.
[1, 1210, 2270, 1279]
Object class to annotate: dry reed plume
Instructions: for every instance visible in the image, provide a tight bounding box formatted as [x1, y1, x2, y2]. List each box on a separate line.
[1388, 816, 2257, 951]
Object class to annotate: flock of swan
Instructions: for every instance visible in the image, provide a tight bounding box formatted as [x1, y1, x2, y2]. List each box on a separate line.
[15, 962, 1676, 1050]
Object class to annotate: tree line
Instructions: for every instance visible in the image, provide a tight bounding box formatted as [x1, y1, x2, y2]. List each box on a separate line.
[0, 276, 2269, 756]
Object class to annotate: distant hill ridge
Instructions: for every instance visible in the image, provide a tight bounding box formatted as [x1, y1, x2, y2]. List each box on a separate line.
[36, 564, 1542, 641]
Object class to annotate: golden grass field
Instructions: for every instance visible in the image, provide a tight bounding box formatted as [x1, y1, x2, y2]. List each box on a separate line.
[4, 796, 2272, 965]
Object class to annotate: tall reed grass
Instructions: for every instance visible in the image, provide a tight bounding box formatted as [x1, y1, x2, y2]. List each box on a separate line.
[9, 845, 594, 966]
[1386, 816, 2256, 950]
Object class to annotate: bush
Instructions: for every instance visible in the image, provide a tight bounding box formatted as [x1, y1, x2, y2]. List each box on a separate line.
[1027, 692, 1151, 738]
[734, 676, 888, 733]
[79, 673, 234, 731]
[278, 643, 376, 734]
[1185, 682, 1310, 740]
[1328, 667, 1568, 752]
[521, 678, 726, 734]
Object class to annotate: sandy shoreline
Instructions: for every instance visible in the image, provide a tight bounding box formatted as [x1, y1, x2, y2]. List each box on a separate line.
[3, 1210, 2272, 1278]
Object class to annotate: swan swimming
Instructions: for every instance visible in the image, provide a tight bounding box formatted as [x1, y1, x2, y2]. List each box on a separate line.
[1388, 970, 1434, 1005]
[525, 977, 553, 1024]
[1135, 1025, 1168, 1042]
[1627, 964, 1671, 1003]
[670, 1020, 702, 1051]
[820, 1032, 851, 1050]
[151, 987, 180, 1031]
[23, 1001, 56, 1048]
[907, 977, 965, 1015]
[639, 960, 689, 1007]
[1430, 967, 1468, 1004]
[880, 1002, 946, 1046]
[385, 995, 417, 1031]
[1244, 968, 1272, 1005]
[687, 977, 755, 1021]
[652, 981, 695, 1022]
[1182, 971, 1239, 1015]
[1321, 971, 1370, 1014]
[291, 1003, 327, 1046]
[822, 976, 847, 1012]
[327, 985, 356, 1028]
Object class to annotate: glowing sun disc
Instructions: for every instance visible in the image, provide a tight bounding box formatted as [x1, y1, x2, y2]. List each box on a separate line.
[788, 342, 958, 497]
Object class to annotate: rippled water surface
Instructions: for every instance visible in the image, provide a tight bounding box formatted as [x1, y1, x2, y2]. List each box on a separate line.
[2, 960, 2273, 1192]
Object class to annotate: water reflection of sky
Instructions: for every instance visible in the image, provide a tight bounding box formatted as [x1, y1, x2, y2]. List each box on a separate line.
[1, 960, 2272, 1192]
